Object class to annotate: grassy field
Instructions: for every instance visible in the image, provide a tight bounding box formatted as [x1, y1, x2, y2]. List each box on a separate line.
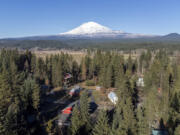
[33, 49, 141, 64]
[33, 50, 87, 64]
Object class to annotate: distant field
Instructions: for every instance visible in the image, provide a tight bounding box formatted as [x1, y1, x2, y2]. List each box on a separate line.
[33, 49, 140, 63]
[33, 50, 87, 63]
[33, 49, 180, 63]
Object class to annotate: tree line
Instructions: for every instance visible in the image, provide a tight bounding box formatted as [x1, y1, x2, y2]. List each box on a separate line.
[1, 39, 180, 51]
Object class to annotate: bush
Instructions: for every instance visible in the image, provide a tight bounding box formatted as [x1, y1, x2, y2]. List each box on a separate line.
[85, 80, 95, 86]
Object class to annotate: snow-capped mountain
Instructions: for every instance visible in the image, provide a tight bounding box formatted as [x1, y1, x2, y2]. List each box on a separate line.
[60, 22, 116, 35]
[60, 21, 154, 38]
[0, 21, 161, 41]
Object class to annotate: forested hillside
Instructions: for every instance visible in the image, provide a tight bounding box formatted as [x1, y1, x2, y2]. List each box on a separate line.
[0, 49, 180, 135]
[1, 39, 180, 51]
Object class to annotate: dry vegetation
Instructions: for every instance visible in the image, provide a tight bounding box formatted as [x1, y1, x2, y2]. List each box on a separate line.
[32, 49, 143, 63]
[33, 49, 87, 64]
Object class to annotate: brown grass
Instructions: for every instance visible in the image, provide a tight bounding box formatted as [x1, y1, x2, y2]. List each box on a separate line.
[33, 50, 87, 64]
[33, 50, 140, 64]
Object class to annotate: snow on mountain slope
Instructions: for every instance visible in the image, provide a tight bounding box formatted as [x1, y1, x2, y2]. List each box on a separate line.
[59, 21, 155, 38]
[60, 21, 123, 35]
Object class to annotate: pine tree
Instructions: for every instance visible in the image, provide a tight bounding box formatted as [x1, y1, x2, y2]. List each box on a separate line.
[105, 64, 113, 88]
[79, 91, 91, 132]
[32, 81, 41, 110]
[5, 97, 20, 135]
[112, 80, 137, 135]
[99, 64, 106, 87]
[72, 61, 79, 84]
[21, 77, 40, 110]
[85, 55, 92, 79]
[114, 55, 124, 88]
[126, 55, 133, 75]
[0, 103, 6, 134]
[45, 56, 52, 86]
[46, 120, 56, 135]
[0, 68, 13, 134]
[111, 106, 125, 135]
[81, 58, 87, 80]
[30, 54, 36, 73]
[92, 110, 110, 135]
[137, 107, 149, 135]
[51, 56, 64, 87]
[122, 97, 137, 135]
[35, 57, 46, 84]
[70, 104, 82, 135]
[70, 91, 91, 135]
[174, 125, 180, 135]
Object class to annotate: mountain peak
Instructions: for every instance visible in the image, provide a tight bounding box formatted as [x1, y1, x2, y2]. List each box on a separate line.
[60, 21, 114, 35]
[82, 21, 102, 26]
[59, 21, 153, 38]
[165, 33, 180, 37]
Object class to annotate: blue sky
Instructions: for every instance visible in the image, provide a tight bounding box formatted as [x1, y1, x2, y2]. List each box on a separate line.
[0, 0, 180, 38]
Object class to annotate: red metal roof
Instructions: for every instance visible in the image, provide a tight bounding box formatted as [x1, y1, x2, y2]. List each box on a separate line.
[62, 107, 72, 114]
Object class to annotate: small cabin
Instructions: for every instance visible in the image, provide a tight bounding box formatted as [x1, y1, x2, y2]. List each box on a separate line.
[108, 92, 118, 104]
[137, 77, 145, 87]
